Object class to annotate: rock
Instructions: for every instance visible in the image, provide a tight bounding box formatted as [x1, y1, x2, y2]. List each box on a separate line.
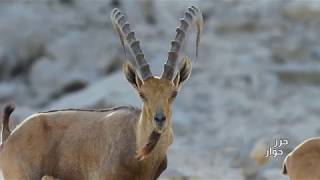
[271, 64, 320, 85]
[263, 169, 287, 180]
[29, 57, 90, 106]
[47, 72, 140, 110]
[0, 33, 46, 79]
[160, 169, 189, 180]
[172, 109, 194, 136]
[283, 2, 320, 23]
[0, 83, 16, 101]
[0, 81, 36, 107]
[3, 1, 320, 179]
[250, 139, 269, 166]
[211, 2, 265, 34]
[29, 29, 119, 105]
[240, 159, 265, 180]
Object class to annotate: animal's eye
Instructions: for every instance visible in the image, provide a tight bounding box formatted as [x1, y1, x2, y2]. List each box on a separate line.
[139, 92, 146, 101]
[170, 91, 178, 100]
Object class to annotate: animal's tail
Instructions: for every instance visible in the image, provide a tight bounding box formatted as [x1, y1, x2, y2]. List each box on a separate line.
[1, 103, 15, 143]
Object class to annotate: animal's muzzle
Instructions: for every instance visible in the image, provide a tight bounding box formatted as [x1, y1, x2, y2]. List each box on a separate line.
[154, 112, 166, 127]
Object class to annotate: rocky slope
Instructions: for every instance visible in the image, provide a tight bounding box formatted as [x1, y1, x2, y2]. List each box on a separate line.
[2, 0, 320, 179]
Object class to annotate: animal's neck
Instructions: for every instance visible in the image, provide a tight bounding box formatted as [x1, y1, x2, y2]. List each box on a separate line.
[136, 107, 173, 160]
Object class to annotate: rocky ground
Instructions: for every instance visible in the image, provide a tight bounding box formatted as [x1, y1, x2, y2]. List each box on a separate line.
[2, 0, 320, 179]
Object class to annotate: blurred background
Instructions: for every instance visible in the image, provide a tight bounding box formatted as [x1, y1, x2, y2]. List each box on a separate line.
[2, 0, 320, 179]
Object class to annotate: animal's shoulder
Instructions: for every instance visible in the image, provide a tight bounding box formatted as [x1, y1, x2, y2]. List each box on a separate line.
[289, 137, 320, 156]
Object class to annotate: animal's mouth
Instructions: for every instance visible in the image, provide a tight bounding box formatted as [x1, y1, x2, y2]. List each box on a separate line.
[155, 121, 166, 133]
[155, 120, 164, 129]
[154, 111, 166, 131]
[154, 115, 166, 132]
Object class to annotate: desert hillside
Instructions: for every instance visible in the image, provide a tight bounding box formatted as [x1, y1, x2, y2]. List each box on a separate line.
[2, 0, 320, 179]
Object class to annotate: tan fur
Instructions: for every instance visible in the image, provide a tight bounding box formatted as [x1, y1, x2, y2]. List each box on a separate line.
[283, 137, 320, 180]
[1, 4, 197, 178]
[1, 107, 167, 179]
[0, 58, 192, 179]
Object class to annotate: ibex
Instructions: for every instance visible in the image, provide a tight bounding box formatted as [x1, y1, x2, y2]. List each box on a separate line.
[0, 6, 203, 180]
[283, 137, 320, 180]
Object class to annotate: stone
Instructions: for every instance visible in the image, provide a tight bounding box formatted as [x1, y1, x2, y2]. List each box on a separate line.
[250, 139, 269, 166]
[0, 83, 16, 102]
[271, 64, 320, 85]
[47, 72, 140, 110]
[283, 2, 320, 23]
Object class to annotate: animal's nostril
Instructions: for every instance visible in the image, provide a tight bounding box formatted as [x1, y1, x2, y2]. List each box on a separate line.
[154, 116, 166, 123]
[154, 111, 166, 125]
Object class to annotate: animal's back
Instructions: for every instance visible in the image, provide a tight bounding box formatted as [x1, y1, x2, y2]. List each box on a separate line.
[284, 138, 320, 180]
[1, 106, 141, 179]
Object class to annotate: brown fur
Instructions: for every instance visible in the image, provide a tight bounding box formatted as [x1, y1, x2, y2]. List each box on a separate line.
[0, 58, 191, 179]
[283, 138, 320, 180]
[0, 5, 197, 177]
[1, 107, 169, 179]
[124, 60, 191, 157]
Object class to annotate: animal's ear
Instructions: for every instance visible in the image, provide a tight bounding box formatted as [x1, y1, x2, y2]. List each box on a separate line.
[124, 63, 143, 90]
[173, 57, 192, 87]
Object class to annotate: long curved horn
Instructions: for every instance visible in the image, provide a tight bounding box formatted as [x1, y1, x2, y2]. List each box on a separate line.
[111, 8, 153, 80]
[161, 5, 203, 80]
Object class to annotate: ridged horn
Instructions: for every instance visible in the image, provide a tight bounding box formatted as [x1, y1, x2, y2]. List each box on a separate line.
[161, 5, 203, 80]
[111, 8, 153, 80]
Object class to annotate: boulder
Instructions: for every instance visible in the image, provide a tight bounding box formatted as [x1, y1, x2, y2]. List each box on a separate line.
[29, 29, 120, 105]
[250, 139, 269, 166]
[47, 72, 140, 110]
[29, 57, 89, 105]
[0, 83, 16, 102]
[271, 64, 320, 85]
[283, 2, 320, 23]
[0, 33, 46, 79]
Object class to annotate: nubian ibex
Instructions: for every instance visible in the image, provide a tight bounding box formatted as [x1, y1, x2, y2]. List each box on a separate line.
[0, 6, 203, 179]
[283, 137, 320, 180]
